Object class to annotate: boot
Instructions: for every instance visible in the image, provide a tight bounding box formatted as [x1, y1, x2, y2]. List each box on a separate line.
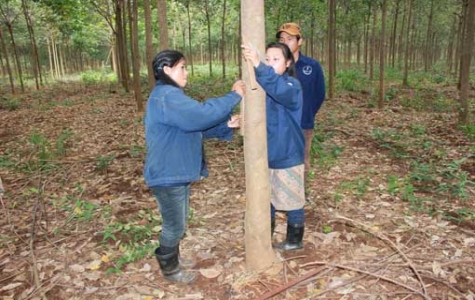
[178, 246, 195, 269]
[274, 223, 304, 251]
[155, 246, 196, 284]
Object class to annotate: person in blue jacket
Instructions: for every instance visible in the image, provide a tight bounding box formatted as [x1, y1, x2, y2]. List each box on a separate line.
[144, 50, 245, 284]
[242, 42, 305, 251]
[277, 23, 326, 199]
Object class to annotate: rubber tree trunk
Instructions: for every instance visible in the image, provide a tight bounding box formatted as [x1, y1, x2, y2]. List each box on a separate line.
[241, 0, 279, 271]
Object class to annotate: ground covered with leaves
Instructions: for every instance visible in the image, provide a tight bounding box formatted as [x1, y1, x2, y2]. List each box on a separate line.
[1, 79, 475, 299]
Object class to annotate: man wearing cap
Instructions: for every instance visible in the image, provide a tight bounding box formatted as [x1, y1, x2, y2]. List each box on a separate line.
[276, 22, 326, 200]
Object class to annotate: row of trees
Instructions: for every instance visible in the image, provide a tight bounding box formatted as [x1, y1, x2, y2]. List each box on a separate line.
[0, 0, 474, 120]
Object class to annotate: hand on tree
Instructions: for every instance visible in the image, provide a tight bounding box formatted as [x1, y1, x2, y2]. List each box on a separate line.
[232, 80, 246, 97]
[241, 43, 260, 68]
[227, 114, 241, 128]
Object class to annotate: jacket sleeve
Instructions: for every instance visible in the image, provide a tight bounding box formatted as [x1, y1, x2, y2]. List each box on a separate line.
[159, 88, 241, 132]
[254, 63, 301, 111]
[203, 120, 234, 141]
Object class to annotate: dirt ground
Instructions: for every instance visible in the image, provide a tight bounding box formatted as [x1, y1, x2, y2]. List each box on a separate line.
[1, 82, 474, 299]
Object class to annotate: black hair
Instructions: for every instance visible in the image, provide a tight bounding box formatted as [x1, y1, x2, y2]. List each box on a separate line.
[152, 49, 185, 88]
[276, 31, 301, 41]
[266, 42, 296, 78]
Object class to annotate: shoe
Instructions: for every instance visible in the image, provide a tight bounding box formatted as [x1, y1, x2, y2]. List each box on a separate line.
[155, 246, 196, 284]
[274, 223, 304, 251]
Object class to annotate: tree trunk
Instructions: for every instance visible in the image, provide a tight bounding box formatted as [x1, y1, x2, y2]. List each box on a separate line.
[115, 0, 129, 92]
[5, 23, 24, 92]
[457, 0, 469, 90]
[204, 0, 213, 76]
[157, 0, 169, 50]
[144, 0, 155, 90]
[458, 0, 474, 125]
[369, 3, 376, 80]
[390, 0, 400, 68]
[241, 0, 279, 271]
[424, 0, 434, 72]
[22, 0, 41, 89]
[128, 0, 143, 112]
[185, 2, 194, 75]
[378, 0, 387, 109]
[0, 27, 15, 94]
[328, 0, 336, 100]
[221, 0, 227, 78]
[403, 0, 413, 86]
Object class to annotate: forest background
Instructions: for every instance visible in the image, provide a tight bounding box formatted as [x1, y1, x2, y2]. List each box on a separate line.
[1, 0, 475, 299]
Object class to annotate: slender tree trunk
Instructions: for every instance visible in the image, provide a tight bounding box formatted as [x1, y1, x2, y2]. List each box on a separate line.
[457, 0, 469, 90]
[185, 2, 194, 75]
[370, 3, 376, 80]
[328, 0, 336, 100]
[157, 0, 168, 50]
[144, 0, 155, 90]
[364, 9, 369, 74]
[22, 0, 41, 89]
[403, 0, 413, 86]
[447, 16, 457, 75]
[116, 0, 129, 92]
[241, 0, 279, 271]
[458, 0, 474, 124]
[454, 10, 464, 81]
[378, 0, 387, 109]
[221, 0, 227, 78]
[205, 0, 213, 76]
[5, 23, 24, 92]
[424, 0, 434, 72]
[390, 0, 400, 68]
[128, 0, 143, 112]
[0, 27, 15, 94]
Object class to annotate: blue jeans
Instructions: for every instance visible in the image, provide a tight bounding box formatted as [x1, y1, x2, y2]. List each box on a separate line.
[151, 185, 190, 248]
[271, 204, 305, 225]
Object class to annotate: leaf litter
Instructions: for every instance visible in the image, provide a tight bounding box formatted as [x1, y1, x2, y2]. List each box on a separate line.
[0, 82, 474, 299]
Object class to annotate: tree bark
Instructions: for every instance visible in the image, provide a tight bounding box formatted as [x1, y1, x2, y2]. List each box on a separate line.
[241, 0, 279, 271]
[370, 3, 376, 80]
[0, 27, 15, 94]
[144, 0, 155, 90]
[157, 0, 169, 50]
[128, 0, 143, 112]
[403, 0, 413, 87]
[204, 0, 213, 76]
[185, 1, 194, 75]
[458, 0, 474, 125]
[424, 0, 434, 72]
[221, 0, 227, 78]
[328, 0, 336, 100]
[378, 0, 387, 109]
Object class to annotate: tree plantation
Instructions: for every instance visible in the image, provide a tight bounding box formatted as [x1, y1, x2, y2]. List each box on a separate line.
[1, 0, 475, 299]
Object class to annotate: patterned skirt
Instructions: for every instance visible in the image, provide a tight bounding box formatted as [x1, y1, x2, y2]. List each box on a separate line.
[269, 164, 305, 211]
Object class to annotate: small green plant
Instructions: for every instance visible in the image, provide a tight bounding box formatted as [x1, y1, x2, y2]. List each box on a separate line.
[61, 98, 74, 107]
[129, 144, 146, 158]
[460, 125, 475, 140]
[56, 128, 73, 156]
[387, 175, 402, 195]
[0, 96, 20, 110]
[335, 69, 370, 92]
[409, 123, 426, 136]
[95, 155, 115, 171]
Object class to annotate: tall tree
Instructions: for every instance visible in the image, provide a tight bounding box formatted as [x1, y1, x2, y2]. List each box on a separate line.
[0, 27, 15, 94]
[144, 0, 155, 90]
[403, 0, 413, 86]
[458, 0, 475, 125]
[157, 0, 168, 50]
[241, 0, 279, 271]
[128, 0, 143, 111]
[328, 0, 336, 100]
[221, 0, 227, 78]
[115, 0, 129, 92]
[378, 0, 387, 109]
[204, 0, 213, 76]
[21, 0, 41, 90]
[0, 1, 24, 92]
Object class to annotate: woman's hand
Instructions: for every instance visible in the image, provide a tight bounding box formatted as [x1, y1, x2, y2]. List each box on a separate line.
[232, 80, 246, 97]
[241, 43, 260, 68]
[227, 114, 241, 128]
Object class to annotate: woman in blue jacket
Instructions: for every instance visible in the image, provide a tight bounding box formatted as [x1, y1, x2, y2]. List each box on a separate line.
[144, 50, 245, 284]
[242, 42, 305, 251]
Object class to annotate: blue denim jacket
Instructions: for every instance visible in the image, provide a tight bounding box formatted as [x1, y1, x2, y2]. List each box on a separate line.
[254, 63, 305, 169]
[144, 82, 241, 187]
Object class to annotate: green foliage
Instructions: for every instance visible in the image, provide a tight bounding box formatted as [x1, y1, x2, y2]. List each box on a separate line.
[0, 96, 20, 111]
[81, 70, 117, 85]
[335, 69, 370, 92]
[95, 155, 115, 171]
[56, 128, 73, 156]
[460, 125, 475, 140]
[310, 129, 343, 170]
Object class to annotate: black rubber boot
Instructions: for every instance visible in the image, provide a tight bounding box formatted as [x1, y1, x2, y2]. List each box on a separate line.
[271, 218, 276, 237]
[155, 246, 196, 284]
[274, 223, 304, 251]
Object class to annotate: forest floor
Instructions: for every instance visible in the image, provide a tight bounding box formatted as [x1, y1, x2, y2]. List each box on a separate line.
[1, 79, 475, 300]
